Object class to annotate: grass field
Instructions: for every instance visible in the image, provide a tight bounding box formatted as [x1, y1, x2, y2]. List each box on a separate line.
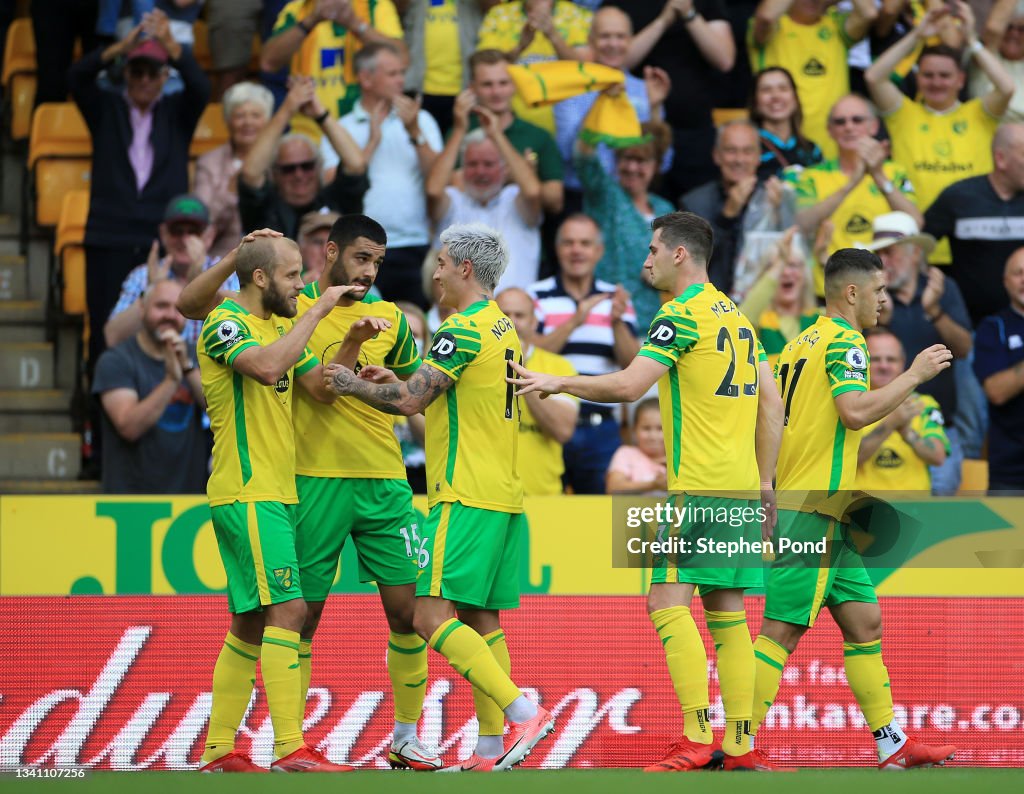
[5, 768, 1023, 794]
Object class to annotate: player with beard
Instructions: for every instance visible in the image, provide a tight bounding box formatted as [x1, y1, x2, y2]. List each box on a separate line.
[180, 217, 439, 770]
[192, 232, 355, 772]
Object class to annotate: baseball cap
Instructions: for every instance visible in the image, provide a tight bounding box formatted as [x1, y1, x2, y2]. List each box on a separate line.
[164, 194, 210, 227]
[126, 38, 169, 65]
[298, 210, 341, 239]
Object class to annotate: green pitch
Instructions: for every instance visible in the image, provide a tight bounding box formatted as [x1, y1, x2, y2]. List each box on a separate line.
[7, 768, 1023, 794]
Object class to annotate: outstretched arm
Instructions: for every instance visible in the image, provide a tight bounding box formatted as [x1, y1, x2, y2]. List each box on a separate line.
[324, 361, 453, 416]
[509, 355, 665, 404]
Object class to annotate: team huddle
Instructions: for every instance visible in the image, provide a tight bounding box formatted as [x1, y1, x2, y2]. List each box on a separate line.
[180, 210, 956, 773]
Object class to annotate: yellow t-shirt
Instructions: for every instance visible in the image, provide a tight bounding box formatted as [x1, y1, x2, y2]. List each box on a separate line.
[748, 9, 853, 160]
[423, 300, 524, 512]
[774, 315, 869, 519]
[637, 283, 765, 495]
[785, 159, 916, 295]
[273, 0, 403, 139]
[423, 0, 462, 96]
[857, 393, 949, 492]
[517, 345, 577, 496]
[292, 284, 421, 478]
[886, 97, 1000, 263]
[477, 0, 592, 133]
[199, 299, 317, 506]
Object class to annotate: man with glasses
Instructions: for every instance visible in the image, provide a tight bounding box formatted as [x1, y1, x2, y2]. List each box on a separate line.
[70, 7, 210, 371]
[785, 94, 920, 296]
[104, 195, 238, 350]
[240, 76, 368, 241]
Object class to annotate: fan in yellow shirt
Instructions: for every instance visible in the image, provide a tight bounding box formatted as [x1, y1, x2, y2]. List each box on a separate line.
[857, 328, 949, 493]
[865, 1, 1014, 263]
[496, 287, 578, 495]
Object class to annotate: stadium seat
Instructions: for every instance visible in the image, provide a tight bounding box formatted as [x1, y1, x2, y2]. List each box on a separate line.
[2, 18, 37, 142]
[27, 102, 92, 230]
[190, 102, 228, 158]
[958, 459, 989, 495]
[711, 108, 750, 127]
[192, 20, 213, 72]
[54, 190, 89, 316]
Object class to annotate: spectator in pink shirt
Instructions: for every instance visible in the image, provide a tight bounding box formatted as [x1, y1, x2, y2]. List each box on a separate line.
[606, 398, 668, 494]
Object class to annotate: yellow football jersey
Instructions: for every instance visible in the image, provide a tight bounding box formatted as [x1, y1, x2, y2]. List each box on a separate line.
[774, 315, 869, 519]
[293, 283, 421, 478]
[637, 283, 765, 495]
[423, 300, 524, 512]
[857, 393, 949, 492]
[200, 299, 317, 506]
[886, 97, 999, 263]
[272, 0, 403, 139]
[748, 9, 854, 159]
[785, 160, 916, 295]
[517, 345, 577, 496]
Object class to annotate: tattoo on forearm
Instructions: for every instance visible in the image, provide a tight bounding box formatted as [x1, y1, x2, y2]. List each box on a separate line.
[332, 363, 451, 414]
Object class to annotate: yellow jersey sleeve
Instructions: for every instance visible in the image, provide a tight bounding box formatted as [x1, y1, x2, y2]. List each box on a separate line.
[202, 308, 260, 366]
[916, 394, 951, 452]
[386, 309, 422, 377]
[824, 332, 870, 397]
[637, 304, 700, 368]
[424, 316, 481, 381]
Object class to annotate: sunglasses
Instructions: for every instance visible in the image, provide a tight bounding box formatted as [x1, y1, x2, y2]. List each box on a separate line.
[127, 62, 163, 80]
[829, 115, 869, 126]
[167, 223, 204, 237]
[276, 160, 317, 175]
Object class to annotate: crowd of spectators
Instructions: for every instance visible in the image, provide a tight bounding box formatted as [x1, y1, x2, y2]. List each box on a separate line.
[18, 0, 1024, 496]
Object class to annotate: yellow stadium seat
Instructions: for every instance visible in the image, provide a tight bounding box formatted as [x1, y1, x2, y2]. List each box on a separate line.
[28, 102, 92, 229]
[190, 102, 228, 158]
[958, 459, 989, 495]
[192, 19, 213, 72]
[712, 107, 750, 128]
[3, 18, 37, 141]
[54, 190, 89, 316]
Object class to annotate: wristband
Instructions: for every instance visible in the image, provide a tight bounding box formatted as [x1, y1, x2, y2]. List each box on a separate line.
[681, 8, 698, 23]
[182, 362, 196, 374]
[356, 21, 369, 35]
[314, 110, 330, 125]
[968, 39, 984, 56]
[928, 309, 946, 323]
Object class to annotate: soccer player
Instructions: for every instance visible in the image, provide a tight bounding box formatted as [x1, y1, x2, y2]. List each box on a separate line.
[510, 211, 785, 772]
[749, 248, 956, 770]
[179, 217, 440, 771]
[194, 232, 355, 772]
[324, 223, 555, 772]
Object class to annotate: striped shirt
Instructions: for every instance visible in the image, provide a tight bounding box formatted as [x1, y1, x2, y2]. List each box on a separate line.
[527, 274, 637, 407]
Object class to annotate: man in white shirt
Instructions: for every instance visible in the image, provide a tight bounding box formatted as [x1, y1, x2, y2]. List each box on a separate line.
[320, 42, 443, 308]
[426, 91, 543, 293]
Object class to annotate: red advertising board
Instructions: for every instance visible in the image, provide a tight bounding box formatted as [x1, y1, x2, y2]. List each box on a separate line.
[0, 596, 1021, 769]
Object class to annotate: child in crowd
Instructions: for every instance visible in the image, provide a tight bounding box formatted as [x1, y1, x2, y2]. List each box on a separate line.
[605, 398, 667, 495]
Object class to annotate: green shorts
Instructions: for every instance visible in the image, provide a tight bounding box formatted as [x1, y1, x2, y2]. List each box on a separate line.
[416, 501, 524, 610]
[764, 510, 877, 627]
[211, 501, 302, 614]
[650, 494, 764, 592]
[295, 476, 419, 600]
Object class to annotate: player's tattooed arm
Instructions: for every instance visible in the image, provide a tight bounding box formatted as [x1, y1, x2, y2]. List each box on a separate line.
[324, 362, 452, 415]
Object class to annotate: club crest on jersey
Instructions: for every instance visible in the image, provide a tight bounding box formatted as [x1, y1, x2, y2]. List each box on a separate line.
[430, 331, 457, 361]
[274, 567, 294, 590]
[846, 347, 867, 370]
[648, 319, 676, 347]
[275, 372, 291, 394]
[217, 320, 241, 347]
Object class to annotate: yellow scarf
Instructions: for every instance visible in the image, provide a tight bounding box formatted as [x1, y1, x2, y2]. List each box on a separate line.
[507, 60, 645, 147]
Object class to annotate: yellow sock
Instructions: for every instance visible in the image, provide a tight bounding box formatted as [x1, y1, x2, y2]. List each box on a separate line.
[262, 626, 304, 759]
[202, 632, 259, 764]
[751, 635, 790, 738]
[706, 610, 754, 756]
[473, 629, 511, 737]
[651, 606, 711, 743]
[298, 638, 312, 728]
[429, 619, 521, 710]
[388, 631, 429, 724]
[844, 640, 894, 731]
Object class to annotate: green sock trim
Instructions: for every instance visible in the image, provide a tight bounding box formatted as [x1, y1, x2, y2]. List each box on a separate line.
[263, 636, 300, 651]
[298, 653, 312, 659]
[431, 620, 463, 655]
[757, 635, 791, 658]
[484, 630, 506, 646]
[707, 618, 747, 630]
[843, 640, 882, 657]
[389, 640, 428, 654]
[224, 640, 259, 662]
[755, 650, 785, 672]
[405, 676, 427, 688]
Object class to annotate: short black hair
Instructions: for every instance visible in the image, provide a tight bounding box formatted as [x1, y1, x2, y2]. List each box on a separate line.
[328, 214, 387, 252]
[824, 248, 882, 298]
[651, 211, 713, 267]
